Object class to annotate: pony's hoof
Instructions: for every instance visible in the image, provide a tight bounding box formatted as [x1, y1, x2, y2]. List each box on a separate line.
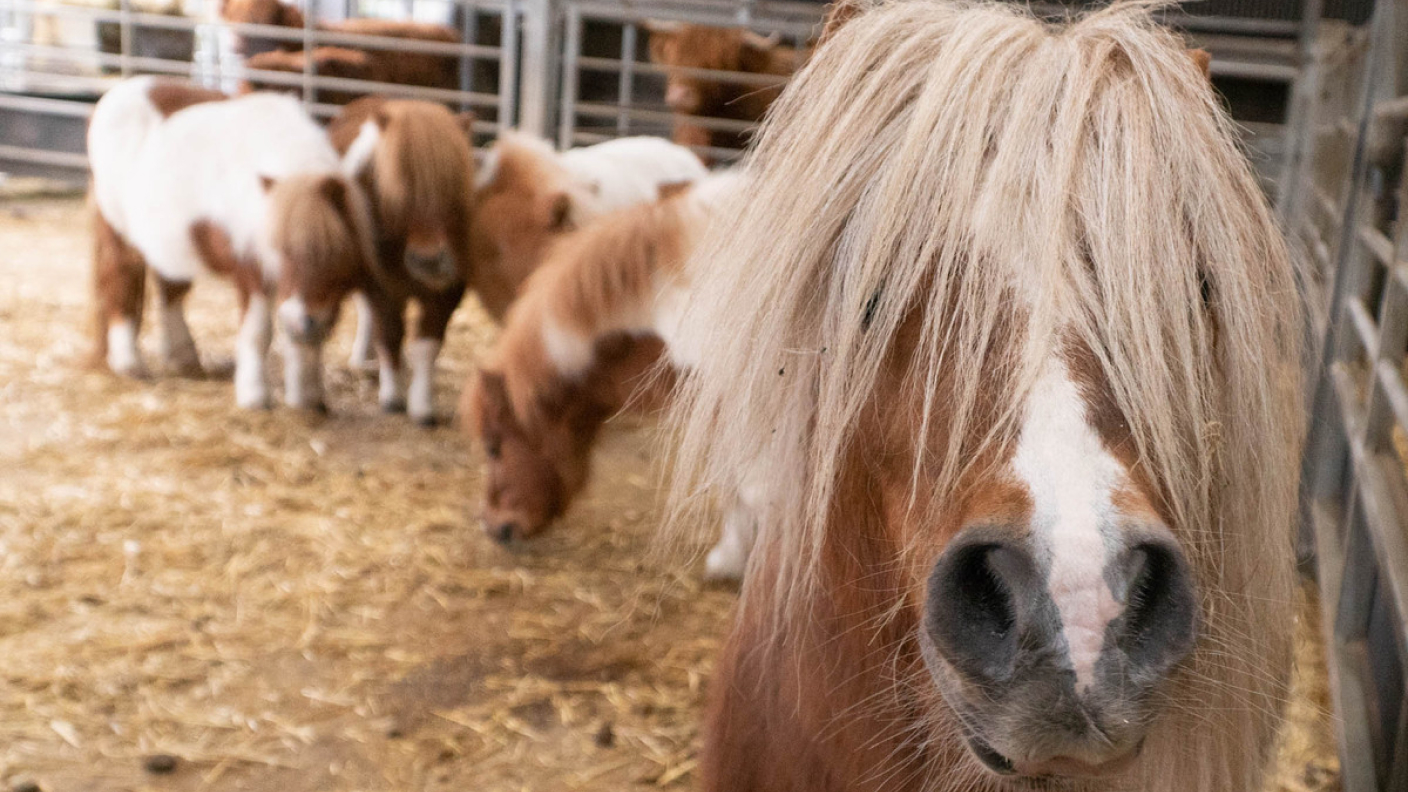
[108, 358, 150, 380]
[412, 412, 439, 428]
[237, 392, 273, 411]
[381, 397, 407, 414]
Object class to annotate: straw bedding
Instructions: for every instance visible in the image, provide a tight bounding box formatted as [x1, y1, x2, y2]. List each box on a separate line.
[0, 195, 1337, 791]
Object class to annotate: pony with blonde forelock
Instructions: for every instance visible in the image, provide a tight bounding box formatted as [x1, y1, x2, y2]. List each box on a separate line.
[667, 2, 1302, 790]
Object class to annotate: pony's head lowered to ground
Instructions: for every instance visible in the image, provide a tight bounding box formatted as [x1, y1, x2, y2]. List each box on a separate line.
[668, 2, 1303, 789]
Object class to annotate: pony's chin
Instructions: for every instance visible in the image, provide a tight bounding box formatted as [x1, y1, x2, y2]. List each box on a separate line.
[959, 722, 1143, 785]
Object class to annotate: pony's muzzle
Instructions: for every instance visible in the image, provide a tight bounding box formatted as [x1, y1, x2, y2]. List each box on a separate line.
[405, 249, 458, 289]
[922, 526, 1198, 778]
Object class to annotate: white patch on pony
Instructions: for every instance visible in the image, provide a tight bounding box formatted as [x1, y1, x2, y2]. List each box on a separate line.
[558, 135, 707, 221]
[348, 294, 375, 370]
[235, 294, 273, 410]
[472, 146, 501, 192]
[282, 335, 324, 410]
[540, 316, 594, 378]
[95, 90, 340, 288]
[1011, 355, 1124, 694]
[106, 319, 145, 378]
[407, 338, 440, 423]
[342, 119, 381, 178]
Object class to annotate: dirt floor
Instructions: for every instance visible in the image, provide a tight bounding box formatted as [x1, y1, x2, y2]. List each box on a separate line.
[0, 195, 1340, 792]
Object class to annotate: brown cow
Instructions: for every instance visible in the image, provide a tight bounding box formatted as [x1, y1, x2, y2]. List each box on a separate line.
[224, 0, 458, 101]
[646, 23, 805, 161]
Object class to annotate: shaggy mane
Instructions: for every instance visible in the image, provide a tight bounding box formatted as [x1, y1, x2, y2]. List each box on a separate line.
[360, 99, 474, 242]
[490, 188, 705, 424]
[667, 1, 1302, 790]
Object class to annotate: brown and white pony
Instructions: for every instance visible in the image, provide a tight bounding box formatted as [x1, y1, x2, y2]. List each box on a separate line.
[646, 22, 805, 159]
[89, 77, 374, 411]
[462, 174, 737, 545]
[327, 95, 475, 425]
[668, 2, 1301, 791]
[466, 131, 706, 320]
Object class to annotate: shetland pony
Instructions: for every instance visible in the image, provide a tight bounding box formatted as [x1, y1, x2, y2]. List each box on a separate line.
[646, 23, 805, 158]
[89, 77, 374, 411]
[327, 96, 475, 425]
[668, 2, 1302, 791]
[467, 131, 706, 320]
[462, 174, 737, 546]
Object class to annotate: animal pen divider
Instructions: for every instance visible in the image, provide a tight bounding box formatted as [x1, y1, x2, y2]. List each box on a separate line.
[0, 0, 521, 182]
[552, 0, 821, 164]
[1283, 0, 1408, 790]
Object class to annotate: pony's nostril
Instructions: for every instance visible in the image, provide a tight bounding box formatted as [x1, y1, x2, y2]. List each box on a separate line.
[489, 521, 517, 545]
[926, 538, 1035, 682]
[1117, 539, 1198, 674]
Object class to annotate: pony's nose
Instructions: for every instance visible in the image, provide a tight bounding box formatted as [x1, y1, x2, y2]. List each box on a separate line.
[406, 251, 454, 284]
[484, 518, 519, 545]
[924, 533, 1038, 683]
[925, 528, 1197, 689]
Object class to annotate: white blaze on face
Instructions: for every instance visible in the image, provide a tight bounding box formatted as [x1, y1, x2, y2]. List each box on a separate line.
[342, 119, 381, 178]
[1012, 356, 1126, 694]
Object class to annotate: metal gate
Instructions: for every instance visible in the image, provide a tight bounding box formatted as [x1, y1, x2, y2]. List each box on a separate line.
[0, 0, 521, 181]
[1287, 0, 1408, 789]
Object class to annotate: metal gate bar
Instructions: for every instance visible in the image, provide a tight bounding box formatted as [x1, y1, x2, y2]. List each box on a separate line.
[1295, 0, 1408, 788]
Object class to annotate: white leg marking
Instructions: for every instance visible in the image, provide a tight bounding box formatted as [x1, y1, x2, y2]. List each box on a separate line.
[348, 294, 375, 370]
[106, 319, 146, 378]
[282, 336, 324, 410]
[1011, 357, 1125, 694]
[235, 294, 272, 410]
[378, 353, 406, 413]
[407, 337, 441, 424]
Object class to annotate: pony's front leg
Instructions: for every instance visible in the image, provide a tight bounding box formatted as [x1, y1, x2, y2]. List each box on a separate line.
[234, 289, 273, 410]
[281, 336, 326, 412]
[368, 292, 407, 413]
[407, 285, 466, 426]
[347, 293, 377, 372]
[155, 276, 203, 377]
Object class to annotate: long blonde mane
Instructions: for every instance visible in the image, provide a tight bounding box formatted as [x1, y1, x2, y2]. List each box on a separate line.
[369, 100, 473, 239]
[668, 1, 1302, 789]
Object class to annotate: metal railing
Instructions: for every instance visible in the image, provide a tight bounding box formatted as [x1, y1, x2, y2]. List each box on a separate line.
[0, 0, 519, 180]
[553, 0, 820, 163]
[1290, 0, 1408, 789]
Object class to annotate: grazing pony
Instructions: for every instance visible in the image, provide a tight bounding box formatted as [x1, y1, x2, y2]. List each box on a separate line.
[667, 2, 1302, 791]
[646, 23, 805, 159]
[463, 174, 737, 545]
[89, 77, 374, 411]
[467, 131, 706, 320]
[327, 95, 475, 425]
